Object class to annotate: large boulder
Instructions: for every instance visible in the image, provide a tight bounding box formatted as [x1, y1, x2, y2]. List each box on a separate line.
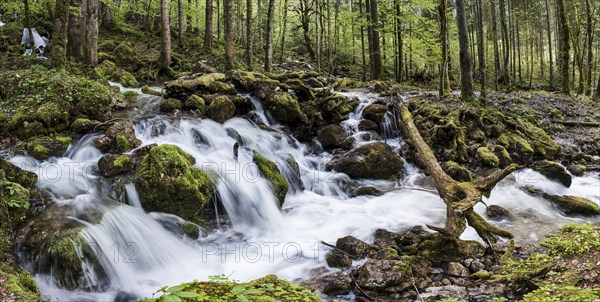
[266, 92, 307, 125]
[134, 145, 214, 221]
[253, 152, 289, 206]
[206, 96, 236, 123]
[317, 125, 345, 148]
[542, 194, 600, 216]
[165, 73, 227, 99]
[228, 71, 281, 99]
[98, 154, 135, 177]
[26, 135, 72, 160]
[318, 94, 359, 123]
[498, 133, 534, 165]
[441, 161, 473, 182]
[105, 121, 141, 153]
[336, 236, 370, 259]
[328, 142, 404, 179]
[362, 104, 388, 124]
[532, 160, 572, 187]
[476, 146, 500, 167]
[354, 259, 412, 291]
[0, 158, 38, 188]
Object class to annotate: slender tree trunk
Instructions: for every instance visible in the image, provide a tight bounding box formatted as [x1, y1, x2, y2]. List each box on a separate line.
[369, 0, 383, 80]
[584, 0, 593, 96]
[67, 0, 82, 60]
[456, 0, 476, 103]
[52, 0, 70, 67]
[264, 0, 275, 72]
[359, 0, 367, 81]
[82, 0, 98, 66]
[246, 0, 253, 69]
[327, 0, 332, 72]
[545, 0, 553, 87]
[178, 0, 185, 46]
[298, 0, 315, 60]
[204, 0, 213, 51]
[316, 0, 321, 72]
[491, 0, 500, 91]
[395, 0, 403, 83]
[499, 0, 510, 85]
[101, 1, 113, 29]
[279, 0, 288, 63]
[145, 0, 152, 31]
[557, 0, 570, 94]
[224, 0, 234, 70]
[24, 0, 34, 50]
[438, 0, 451, 97]
[160, 0, 171, 69]
[365, 0, 373, 77]
[476, 0, 486, 97]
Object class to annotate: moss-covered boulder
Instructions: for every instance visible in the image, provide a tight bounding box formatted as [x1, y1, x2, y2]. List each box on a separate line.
[317, 124, 345, 148]
[113, 41, 139, 70]
[532, 160, 572, 187]
[141, 275, 320, 302]
[253, 152, 288, 206]
[26, 135, 72, 160]
[0, 158, 38, 189]
[183, 95, 205, 113]
[105, 121, 141, 153]
[0, 262, 39, 301]
[134, 145, 214, 220]
[141, 85, 162, 96]
[266, 92, 307, 125]
[541, 194, 600, 216]
[165, 73, 227, 99]
[318, 93, 359, 123]
[328, 142, 404, 179]
[119, 71, 138, 87]
[206, 96, 236, 123]
[498, 133, 534, 165]
[493, 145, 513, 168]
[334, 77, 365, 91]
[228, 70, 281, 99]
[362, 104, 388, 124]
[159, 98, 183, 112]
[355, 258, 412, 291]
[208, 80, 236, 95]
[98, 154, 134, 177]
[441, 161, 473, 182]
[70, 118, 100, 133]
[476, 146, 500, 167]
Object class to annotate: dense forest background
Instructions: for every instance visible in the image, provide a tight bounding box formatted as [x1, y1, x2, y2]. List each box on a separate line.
[1, 0, 600, 99]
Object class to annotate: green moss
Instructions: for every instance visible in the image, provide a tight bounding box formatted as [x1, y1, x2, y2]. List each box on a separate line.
[0, 158, 38, 188]
[134, 145, 214, 221]
[184, 95, 205, 113]
[266, 92, 307, 124]
[333, 77, 364, 90]
[141, 85, 162, 96]
[541, 223, 600, 257]
[160, 98, 183, 112]
[206, 96, 236, 123]
[0, 263, 39, 301]
[252, 152, 289, 207]
[119, 71, 138, 87]
[26, 135, 72, 160]
[123, 90, 139, 97]
[70, 118, 99, 133]
[520, 284, 600, 302]
[141, 275, 319, 302]
[542, 194, 600, 216]
[477, 147, 500, 167]
[442, 161, 473, 182]
[36, 102, 69, 128]
[98, 154, 135, 177]
[491, 254, 554, 283]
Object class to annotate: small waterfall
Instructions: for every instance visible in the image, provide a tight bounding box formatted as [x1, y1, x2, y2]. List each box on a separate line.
[380, 112, 396, 140]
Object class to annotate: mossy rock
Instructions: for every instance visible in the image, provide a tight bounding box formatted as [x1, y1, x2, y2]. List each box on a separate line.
[328, 142, 404, 179]
[541, 194, 600, 216]
[165, 73, 227, 99]
[333, 77, 364, 91]
[105, 121, 141, 153]
[26, 135, 72, 160]
[253, 151, 289, 207]
[134, 145, 214, 221]
[532, 160, 572, 187]
[520, 284, 600, 302]
[141, 85, 162, 96]
[36, 102, 69, 128]
[208, 80, 236, 95]
[119, 71, 138, 87]
[319, 93, 359, 123]
[317, 124, 345, 148]
[141, 274, 320, 302]
[160, 98, 183, 112]
[363, 104, 388, 124]
[0, 158, 38, 188]
[183, 95, 205, 113]
[98, 154, 134, 177]
[441, 161, 473, 182]
[0, 262, 39, 301]
[266, 92, 307, 125]
[113, 41, 139, 69]
[493, 145, 513, 168]
[70, 118, 100, 133]
[498, 133, 534, 165]
[206, 96, 236, 123]
[476, 146, 500, 167]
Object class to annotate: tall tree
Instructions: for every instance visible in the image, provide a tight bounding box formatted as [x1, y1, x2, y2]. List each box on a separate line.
[82, 0, 98, 65]
[455, 0, 476, 103]
[279, 0, 289, 63]
[491, 0, 501, 90]
[264, 0, 276, 72]
[475, 0, 486, 97]
[246, 0, 253, 70]
[545, 0, 554, 87]
[438, 0, 451, 97]
[159, 0, 171, 69]
[204, 0, 213, 51]
[556, 0, 570, 94]
[177, 0, 185, 46]
[499, 0, 510, 85]
[369, 0, 383, 80]
[584, 0, 593, 96]
[394, 0, 403, 83]
[52, 0, 70, 67]
[23, 0, 34, 50]
[224, 0, 234, 71]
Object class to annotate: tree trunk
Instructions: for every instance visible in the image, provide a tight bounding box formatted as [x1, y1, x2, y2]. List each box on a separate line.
[584, 0, 593, 96]
[160, 0, 171, 69]
[476, 0, 486, 97]
[556, 0, 569, 94]
[279, 0, 288, 63]
[177, 0, 185, 46]
[369, 0, 383, 80]
[224, 0, 234, 71]
[327, 0, 332, 72]
[23, 0, 34, 50]
[438, 0, 451, 98]
[395, 0, 403, 83]
[499, 0, 510, 85]
[455, 0, 476, 103]
[204, 0, 213, 51]
[52, 0, 70, 67]
[264, 0, 275, 72]
[246, 0, 253, 69]
[101, 1, 113, 29]
[359, 0, 367, 81]
[82, 0, 98, 66]
[67, 0, 82, 60]
[298, 0, 315, 60]
[545, 0, 553, 87]
[491, 0, 500, 91]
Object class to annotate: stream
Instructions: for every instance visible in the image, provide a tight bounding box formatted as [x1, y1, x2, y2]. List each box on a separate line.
[7, 84, 600, 301]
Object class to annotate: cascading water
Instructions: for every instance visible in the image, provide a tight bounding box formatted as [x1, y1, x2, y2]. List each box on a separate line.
[8, 86, 600, 301]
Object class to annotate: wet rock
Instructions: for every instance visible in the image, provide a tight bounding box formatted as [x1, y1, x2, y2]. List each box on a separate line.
[206, 96, 236, 123]
[141, 85, 162, 96]
[336, 236, 370, 259]
[0, 158, 38, 188]
[352, 186, 383, 197]
[358, 119, 379, 131]
[266, 92, 307, 125]
[252, 151, 289, 206]
[133, 144, 214, 221]
[71, 118, 100, 133]
[493, 145, 513, 168]
[98, 154, 134, 177]
[282, 154, 304, 192]
[476, 147, 500, 167]
[486, 205, 512, 221]
[498, 133, 534, 165]
[113, 291, 137, 302]
[326, 251, 353, 268]
[192, 61, 218, 74]
[532, 160, 572, 187]
[322, 272, 352, 295]
[329, 142, 404, 179]
[567, 164, 586, 177]
[183, 95, 205, 113]
[420, 285, 468, 300]
[362, 104, 388, 124]
[25, 135, 72, 160]
[93, 136, 113, 153]
[165, 73, 227, 99]
[159, 98, 183, 112]
[445, 262, 470, 277]
[132, 143, 158, 157]
[106, 121, 141, 153]
[355, 259, 411, 290]
[228, 71, 281, 99]
[319, 94, 359, 123]
[442, 161, 473, 182]
[541, 194, 600, 216]
[317, 124, 345, 148]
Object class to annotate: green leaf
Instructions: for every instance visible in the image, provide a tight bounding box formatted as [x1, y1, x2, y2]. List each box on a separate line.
[243, 289, 263, 295]
[163, 295, 182, 302]
[237, 295, 249, 302]
[175, 292, 201, 298]
[167, 285, 186, 293]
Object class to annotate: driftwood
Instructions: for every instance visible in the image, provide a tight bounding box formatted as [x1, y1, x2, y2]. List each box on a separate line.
[553, 120, 600, 127]
[398, 104, 519, 244]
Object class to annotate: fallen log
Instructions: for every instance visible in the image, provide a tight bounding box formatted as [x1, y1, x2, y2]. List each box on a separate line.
[553, 120, 600, 127]
[398, 103, 519, 244]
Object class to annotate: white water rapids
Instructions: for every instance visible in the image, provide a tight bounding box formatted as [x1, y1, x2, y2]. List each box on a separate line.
[7, 87, 600, 301]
